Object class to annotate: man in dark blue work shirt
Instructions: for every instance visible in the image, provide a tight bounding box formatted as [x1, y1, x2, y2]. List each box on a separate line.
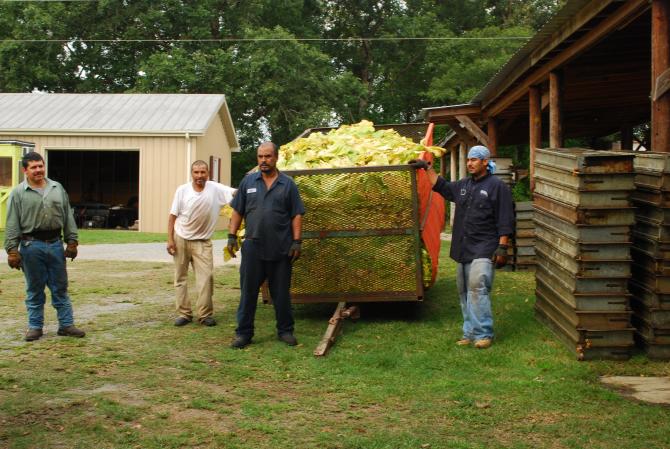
[227, 142, 305, 349]
[413, 145, 514, 349]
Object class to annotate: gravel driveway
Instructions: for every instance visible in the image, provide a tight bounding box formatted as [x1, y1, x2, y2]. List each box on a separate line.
[0, 240, 241, 267]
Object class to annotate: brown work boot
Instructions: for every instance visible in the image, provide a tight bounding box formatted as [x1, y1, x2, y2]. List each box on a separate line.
[474, 338, 492, 349]
[57, 325, 86, 338]
[456, 338, 471, 346]
[25, 328, 43, 342]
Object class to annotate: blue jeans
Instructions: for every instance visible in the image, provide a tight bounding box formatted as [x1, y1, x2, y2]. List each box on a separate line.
[19, 239, 74, 330]
[456, 258, 495, 341]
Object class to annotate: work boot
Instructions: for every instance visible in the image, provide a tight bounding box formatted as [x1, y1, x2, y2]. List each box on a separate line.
[278, 332, 298, 346]
[200, 317, 216, 327]
[25, 328, 43, 342]
[230, 335, 252, 349]
[174, 317, 192, 327]
[57, 325, 86, 338]
[456, 338, 471, 346]
[474, 338, 492, 349]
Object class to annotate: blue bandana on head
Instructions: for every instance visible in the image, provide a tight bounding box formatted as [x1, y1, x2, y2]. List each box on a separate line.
[467, 145, 496, 174]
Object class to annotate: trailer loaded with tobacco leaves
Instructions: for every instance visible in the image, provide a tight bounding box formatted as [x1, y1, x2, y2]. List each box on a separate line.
[261, 121, 447, 355]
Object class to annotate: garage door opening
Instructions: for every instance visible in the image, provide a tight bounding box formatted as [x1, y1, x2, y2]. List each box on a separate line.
[48, 150, 139, 229]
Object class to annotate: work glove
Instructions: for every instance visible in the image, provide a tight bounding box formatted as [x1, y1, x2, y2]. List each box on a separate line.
[64, 240, 78, 261]
[493, 244, 508, 269]
[7, 249, 22, 270]
[408, 159, 429, 170]
[226, 234, 239, 258]
[289, 240, 302, 263]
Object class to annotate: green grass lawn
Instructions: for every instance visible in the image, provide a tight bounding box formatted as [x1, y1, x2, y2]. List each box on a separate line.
[0, 243, 669, 449]
[0, 229, 230, 245]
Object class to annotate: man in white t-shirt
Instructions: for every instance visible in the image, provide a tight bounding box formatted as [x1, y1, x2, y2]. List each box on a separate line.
[167, 160, 236, 327]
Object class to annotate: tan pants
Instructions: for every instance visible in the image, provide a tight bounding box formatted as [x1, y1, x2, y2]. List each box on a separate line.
[173, 234, 214, 322]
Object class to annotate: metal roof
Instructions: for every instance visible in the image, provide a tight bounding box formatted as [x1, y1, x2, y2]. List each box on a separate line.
[0, 93, 234, 136]
[472, 0, 593, 105]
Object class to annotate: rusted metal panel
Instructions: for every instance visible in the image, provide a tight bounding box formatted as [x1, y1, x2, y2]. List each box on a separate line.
[632, 232, 670, 258]
[634, 171, 670, 191]
[535, 297, 633, 361]
[631, 264, 670, 294]
[629, 280, 670, 310]
[630, 299, 670, 328]
[535, 148, 634, 174]
[536, 271, 630, 311]
[534, 208, 630, 242]
[515, 237, 535, 247]
[631, 202, 670, 223]
[632, 316, 670, 345]
[535, 223, 631, 260]
[537, 281, 632, 329]
[634, 217, 670, 241]
[633, 151, 670, 173]
[535, 178, 630, 208]
[533, 193, 635, 226]
[631, 188, 670, 207]
[516, 219, 535, 230]
[535, 162, 635, 191]
[631, 247, 670, 275]
[516, 246, 536, 256]
[537, 255, 629, 294]
[516, 228, 536, 238]
[536, 239, 631, 277]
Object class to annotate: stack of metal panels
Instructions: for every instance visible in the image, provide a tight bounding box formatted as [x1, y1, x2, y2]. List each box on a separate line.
[493, 157, 515, 189]
[533, 148, 636, 360]
[631, 153, 670, 359]
[514, 201, 536, 271]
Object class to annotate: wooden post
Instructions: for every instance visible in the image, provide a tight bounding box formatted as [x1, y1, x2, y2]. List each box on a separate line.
[488, 117, 498, 156]
[440, 153, 447, 178]
[621, 127, 634, 151]
[459, 142, 467, 180]
[529, 86, 542, 192]
[652, 0, 670, 152]
[549, 71, 563, 148]
[450, 146, 457, 226]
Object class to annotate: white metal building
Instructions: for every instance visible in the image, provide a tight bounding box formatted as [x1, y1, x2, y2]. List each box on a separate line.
[0, 93, 240, 233]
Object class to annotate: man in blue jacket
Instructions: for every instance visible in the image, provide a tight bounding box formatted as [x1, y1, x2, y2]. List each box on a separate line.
[413, 145, 514, 349]
[226, 142, 305, 349]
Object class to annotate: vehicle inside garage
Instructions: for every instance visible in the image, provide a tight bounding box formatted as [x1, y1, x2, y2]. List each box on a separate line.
[47, 150, 139, 229]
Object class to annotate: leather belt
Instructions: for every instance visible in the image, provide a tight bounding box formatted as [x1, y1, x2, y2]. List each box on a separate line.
[22, 229, 61, 243]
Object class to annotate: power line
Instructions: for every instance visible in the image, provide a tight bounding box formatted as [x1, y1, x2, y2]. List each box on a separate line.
[3, 36, 531, 43]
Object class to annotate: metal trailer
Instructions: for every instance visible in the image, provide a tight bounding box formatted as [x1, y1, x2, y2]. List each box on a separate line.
[262, 160, 444, 356]
[262, 163, 438, 356]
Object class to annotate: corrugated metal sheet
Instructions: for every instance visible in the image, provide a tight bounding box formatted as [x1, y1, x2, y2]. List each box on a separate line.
[0, 93, 227, 135]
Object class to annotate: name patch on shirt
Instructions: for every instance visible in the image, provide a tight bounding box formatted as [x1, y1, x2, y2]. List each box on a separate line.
[246, 187, 257, 194]
[480, 190, 488, 197]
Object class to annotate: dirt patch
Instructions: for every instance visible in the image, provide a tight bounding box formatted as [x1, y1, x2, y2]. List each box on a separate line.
[67, 383, 149, 407]
[152, 404, 235, 434]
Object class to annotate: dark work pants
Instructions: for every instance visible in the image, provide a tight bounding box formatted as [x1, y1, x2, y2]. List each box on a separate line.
[236, 239, 294, 338]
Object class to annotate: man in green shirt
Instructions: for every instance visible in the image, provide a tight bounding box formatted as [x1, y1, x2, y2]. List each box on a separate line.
[4, 152, 85, 341]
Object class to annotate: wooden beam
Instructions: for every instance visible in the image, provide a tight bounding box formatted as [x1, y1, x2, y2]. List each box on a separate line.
[621, 126, 634, 150]
[488, 117, 499, 156]
[549, 71, 564, 148]
[486, 0, 650, 118]
[455, 115, 490, 147]
[653, 67, 670, 101]
[652, 0, 670, 152]
[445, 118, 473, 143]
[529, 86, 542, 192]
[424, 103, 482, 123]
